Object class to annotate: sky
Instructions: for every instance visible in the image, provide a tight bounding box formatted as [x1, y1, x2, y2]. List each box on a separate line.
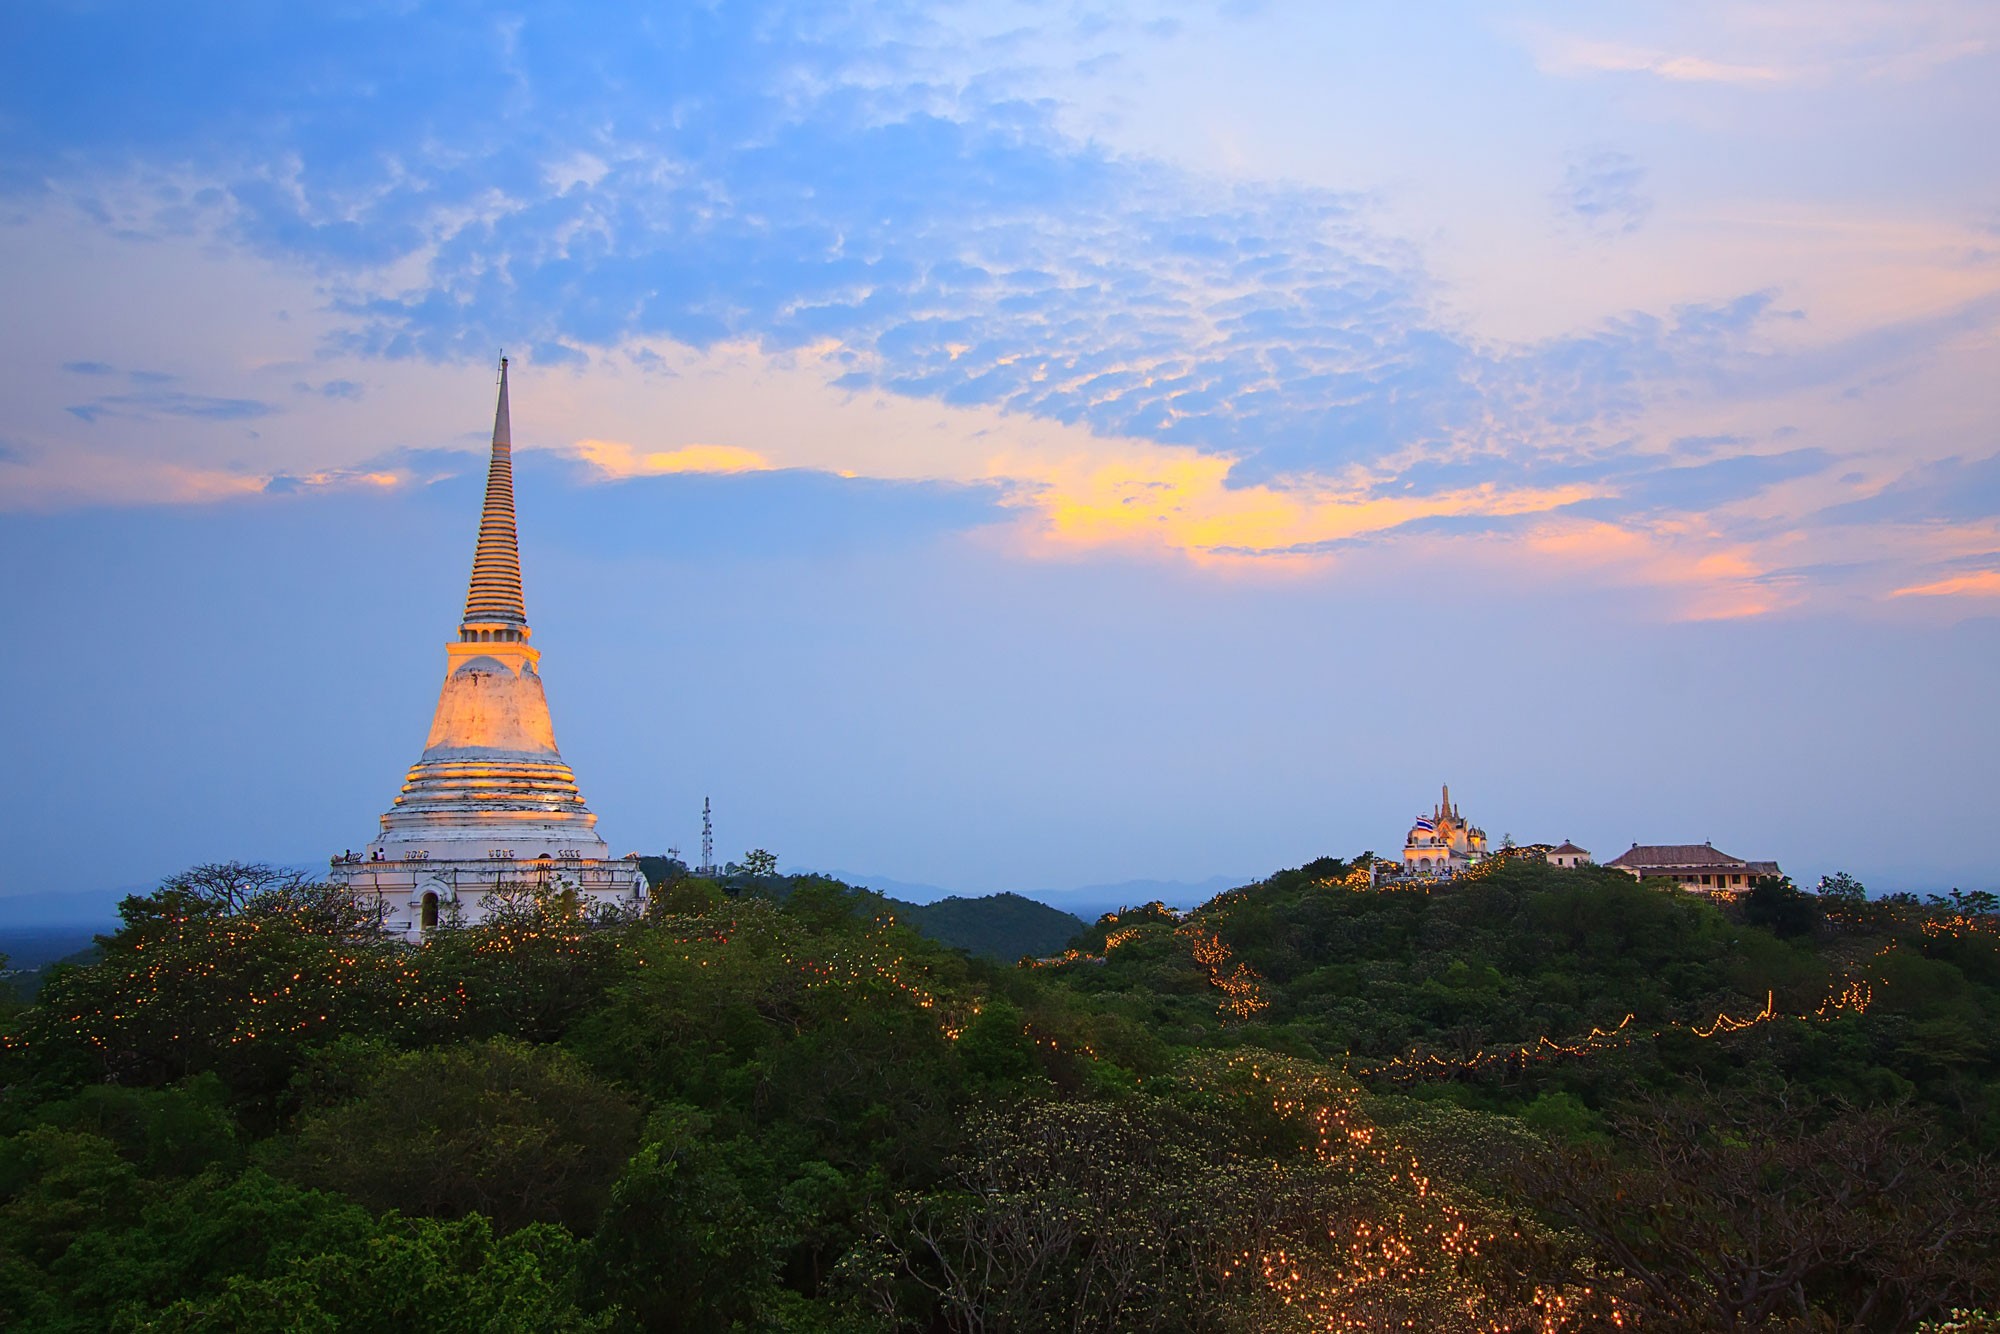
[1, 0, 1996, 909]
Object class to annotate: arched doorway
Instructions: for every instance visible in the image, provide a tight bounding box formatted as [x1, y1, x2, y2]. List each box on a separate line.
[420, 891, 440, 930]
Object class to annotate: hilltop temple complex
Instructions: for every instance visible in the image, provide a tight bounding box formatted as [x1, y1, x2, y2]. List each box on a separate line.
[331, 360, 646, 938]
[1371, 786, 1596, 883]
[1369, 781, 1783, 898]
[1400, 784, 1489, 874]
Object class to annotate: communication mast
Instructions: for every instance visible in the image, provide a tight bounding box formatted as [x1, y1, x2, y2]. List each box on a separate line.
[699, 796, 715, 876]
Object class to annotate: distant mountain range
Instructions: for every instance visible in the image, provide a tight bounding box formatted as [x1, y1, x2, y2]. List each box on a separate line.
[0, 870, 1251, 933]
[0, 869, 1251, 978]
[819, 871, 1250, 921]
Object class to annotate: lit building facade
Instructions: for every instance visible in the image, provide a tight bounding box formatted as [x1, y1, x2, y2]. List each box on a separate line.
[1400, 784, 1489, 875]
[1603, 842, 1780, 897]
[332, 360, 646, 938]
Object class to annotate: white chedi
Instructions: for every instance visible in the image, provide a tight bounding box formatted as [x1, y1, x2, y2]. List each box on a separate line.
[331, 359, 645, 939]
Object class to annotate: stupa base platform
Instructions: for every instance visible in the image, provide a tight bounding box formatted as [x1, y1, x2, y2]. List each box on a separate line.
[330, 853, 647, 941]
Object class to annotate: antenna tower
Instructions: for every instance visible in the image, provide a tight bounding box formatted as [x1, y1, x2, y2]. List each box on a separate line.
[700, 796, 714, 875]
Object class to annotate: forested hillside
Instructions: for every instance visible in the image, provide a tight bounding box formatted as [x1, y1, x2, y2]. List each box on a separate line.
[883, 892, 1085, 962]
[0, 858, 1994, 1330]
[634, 861, 1085, 962]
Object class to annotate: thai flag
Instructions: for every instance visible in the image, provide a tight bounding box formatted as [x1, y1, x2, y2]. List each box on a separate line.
[1413, 816, 1436, 832]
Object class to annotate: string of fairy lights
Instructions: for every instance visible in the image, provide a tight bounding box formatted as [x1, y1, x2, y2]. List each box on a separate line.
[1177, 922, 1272, 1019]
[15, 882, 1991, 1328]
[21, 900, 1622, 1326]
[1021, 881, 1924, 1091]
[1189, 1051, 1630, 1330]
[7, 893, 1113, 1077]
[1351, 976, 1878, 1082]
[0, 911, 479, 1055]
[1920, 914, 1999, 941]
[1021, 907, 1273, 1020]
[16, 881, 1953, 1100]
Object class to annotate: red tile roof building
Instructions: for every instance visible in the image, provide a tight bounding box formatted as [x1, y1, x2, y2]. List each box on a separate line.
[1603, 842, 1780, 896]
[1548, 840, 1592, 869]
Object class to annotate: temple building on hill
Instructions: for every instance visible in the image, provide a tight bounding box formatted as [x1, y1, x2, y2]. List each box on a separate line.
[331, 359, 646, 938]
[1603, 842, 1780, 897]
[1399, 783, 1489, 875]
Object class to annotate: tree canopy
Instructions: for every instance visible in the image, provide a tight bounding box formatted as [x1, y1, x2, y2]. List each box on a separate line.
[1, 857, 1994, 1330]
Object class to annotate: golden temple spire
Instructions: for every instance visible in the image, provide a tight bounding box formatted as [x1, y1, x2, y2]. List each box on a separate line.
[462, 356, 527, 628]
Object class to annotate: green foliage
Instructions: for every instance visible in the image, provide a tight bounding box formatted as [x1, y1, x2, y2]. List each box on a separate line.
[9, 888, 428, 1115]
[0, 1126, 143, 1271]
[280, 1038, 637, 1233]
[654, 875, 727, 916]
[2, 855, 1995, 1331]
[1818, 870, 1868, 908]
[19, 1075, 239, 1179]
[954, 998, 1038, 1086]
[877, 1096, 1279, 1329]
[1518, 1090, 1605, 1145]
[49, 1169, 605, 1333]
[583, 1106, 779, 1331]
[634, 853, 689, 891]
[1519, 1082, 2000, 1329]
[415, 886, 633, 1044]
[148, 1216, 609, 1334]
[1743, 874, 1822, 937]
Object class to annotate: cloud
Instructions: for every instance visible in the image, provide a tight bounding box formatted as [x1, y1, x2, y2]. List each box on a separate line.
[1892, 570, 2000, 598]
[1557, 149, 1651, 236]
[0, 451, 269, 509]
[334, 446, 483, 485]
[0, 2, 1808, 494]
[1821, 452, 2000, 525]
[61, 360, 118, 376]
[65, 390, 277, 424]
[1347, 445, 1831, 532]
[1535, 36, 1789, 85]
[1524, 8, 1997, 89]
[261, 469, 401, 495]
[573, 440, 772, 478]
[1203, 502, 1796, 620]
[1600, 448, 1833, 514]
[1, 0, 1988, 620]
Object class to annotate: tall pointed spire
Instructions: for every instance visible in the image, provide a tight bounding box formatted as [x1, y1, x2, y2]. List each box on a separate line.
[462, 356, 527, 628]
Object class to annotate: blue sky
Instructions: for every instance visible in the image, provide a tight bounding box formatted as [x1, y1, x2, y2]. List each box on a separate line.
[1, 1, 1996, 904]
